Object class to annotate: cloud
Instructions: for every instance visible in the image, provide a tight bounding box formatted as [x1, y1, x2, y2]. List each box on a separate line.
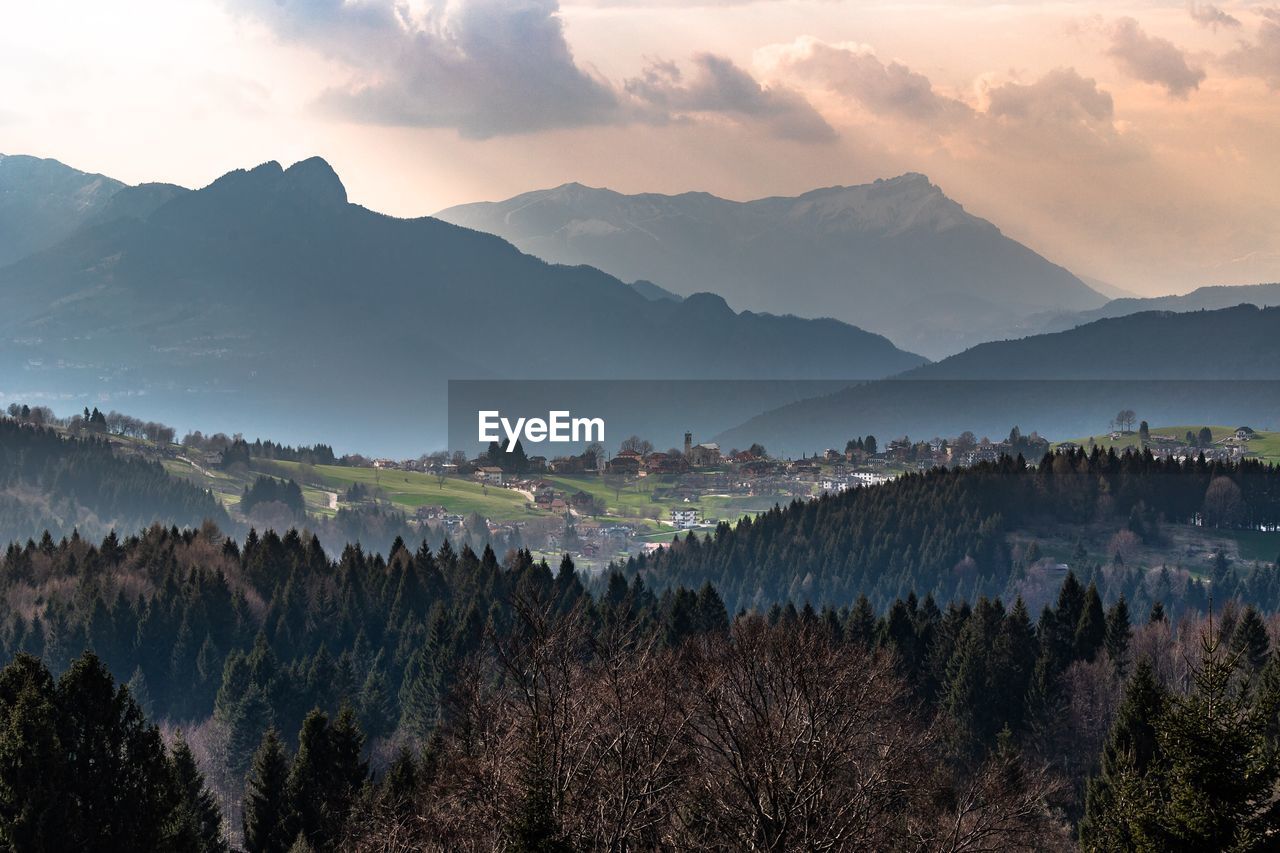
[984, 68, 1115, 128]
[979, 68, 1135, 162]
[625, 53, 838, 142]
[758, 37, 1129, 165]
[225, 0, 832, 141]
[1223, 9, 1280, 88]
[227, 0, 620, 137]
[1188, 2, 1241, 30]
[760, 37, 972, 126]
[1106, 17, 1205, 98]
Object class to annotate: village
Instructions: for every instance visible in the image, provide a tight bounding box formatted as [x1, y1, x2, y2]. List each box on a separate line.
[32, 402, 1271, 572]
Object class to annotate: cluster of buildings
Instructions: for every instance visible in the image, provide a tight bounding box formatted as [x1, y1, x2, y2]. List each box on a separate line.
[1058, 426, 1258, 463]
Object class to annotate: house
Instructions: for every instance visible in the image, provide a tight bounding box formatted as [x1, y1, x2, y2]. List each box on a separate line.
[1236, 426, 1256, 441]
[670, 507, 700, 529]
[415, 505, 448, 521]
[645, 452, 689, 475]
[607, 454, 641, 474]
[476, 466, 505, 484]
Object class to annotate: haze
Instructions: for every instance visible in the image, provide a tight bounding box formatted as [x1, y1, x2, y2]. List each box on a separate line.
[3, 0, 1278, 295]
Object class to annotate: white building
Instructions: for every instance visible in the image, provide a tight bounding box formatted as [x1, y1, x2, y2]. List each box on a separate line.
[670, 507, 701, 529]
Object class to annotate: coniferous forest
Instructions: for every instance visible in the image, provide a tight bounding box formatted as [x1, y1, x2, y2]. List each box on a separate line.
[0, 419, 229, 543]
[4, 442, 1280, 848]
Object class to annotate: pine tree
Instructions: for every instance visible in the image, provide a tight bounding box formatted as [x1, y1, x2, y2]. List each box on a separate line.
[0, 654, 73, 850]
[1231, 606, 1270, 675]
[1074, 583, 1106, 662]
[357, 667, 394, 741]
[1080, 659, 1167, 850]
[1103, 596, 1132, 675]
[844, 595, 876, 650]
[323, 707, 368, 843]
[1158, 626, 1280, 849]
[243, 728, 295, 853]
[54, 652, 179, 850]
[168, 733, 229, 853]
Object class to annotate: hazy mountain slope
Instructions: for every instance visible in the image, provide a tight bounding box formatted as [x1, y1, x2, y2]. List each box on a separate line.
[905, 305, 1280, 380]
[436, 175, 1106, 358]
[1080, 275, 1140, 300]
[0, 154, 127, 265]
[717, 305, 1280, 453]
[629, 279, 682, 302]
[0, 157, 923, 454]
[1023, 283, 1280, 336]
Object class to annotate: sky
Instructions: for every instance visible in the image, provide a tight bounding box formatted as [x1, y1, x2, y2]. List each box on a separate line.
[2, 0, 1278, 296]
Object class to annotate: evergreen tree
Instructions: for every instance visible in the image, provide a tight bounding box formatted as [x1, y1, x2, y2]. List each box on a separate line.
[243, 728, 295, 853]
[1103, 596, 1132, 675]
[54, 652, 179, 851]
[0, 654, 72, 850]
[168, 733, 229, 853]
[323, 707, 368, 843]
[1157, 626, 1280, 849]
[1231, 606, 1271, 675]
[1074, 583, 1106, 662]
[1080, 659, 1168, 850]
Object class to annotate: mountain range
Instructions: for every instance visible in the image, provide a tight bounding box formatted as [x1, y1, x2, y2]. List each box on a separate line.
[0, 155, 923, 454]
[435, 176, 1108, 358]
[716, 304, 1280, 453]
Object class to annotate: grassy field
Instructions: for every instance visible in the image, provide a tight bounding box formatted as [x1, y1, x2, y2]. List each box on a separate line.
[1063, 425, 1280, 463]
[163, 457, 541, 520]
[267, 461, 540, 519]
[161, 448, 802, 534]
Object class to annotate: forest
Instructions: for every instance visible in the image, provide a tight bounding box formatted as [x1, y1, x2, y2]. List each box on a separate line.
[3, 521, 1280, 849]
[0, 419, 229, 544]
[627, 447, 1280, 614]
[4, 439, 1280, 848]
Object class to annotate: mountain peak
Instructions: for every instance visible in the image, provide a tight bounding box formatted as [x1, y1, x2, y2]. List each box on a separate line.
[283, 157, 347, 206]
[199, 157, 346, 206]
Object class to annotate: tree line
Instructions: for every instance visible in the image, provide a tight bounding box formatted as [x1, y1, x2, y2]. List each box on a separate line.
[624, 447, 1280, 614]
[0, 419, 228, 545]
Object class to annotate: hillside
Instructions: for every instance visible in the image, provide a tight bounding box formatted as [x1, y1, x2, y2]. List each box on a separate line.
[717, 305, 1280, 453]
[0, 418, 228, 542]
[1021, 282, 1280, 337]
[436, 175, 1106, 358]
[0, 154, 124, 265]
[0, 156, 924, 455]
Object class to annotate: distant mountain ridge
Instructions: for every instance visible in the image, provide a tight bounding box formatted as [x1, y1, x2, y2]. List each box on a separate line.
[717, 304, 1280, 453]
[1021, 283, 1280, 336]
[0, 155, 924, 455]
[436, 175, 1107, 358]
